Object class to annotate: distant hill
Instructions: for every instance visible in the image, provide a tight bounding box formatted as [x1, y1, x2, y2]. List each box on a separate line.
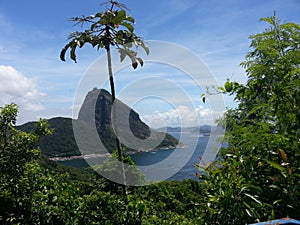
[156, 125, 225, 136]
[17, 88, 178, 158]
[156, 125, 212, 133]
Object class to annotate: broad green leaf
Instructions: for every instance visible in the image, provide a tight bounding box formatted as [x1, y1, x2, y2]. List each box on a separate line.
[121, 22, 134, 32]
[113, 10, 126, 24]
[266, 160, 286, 172]
[124, 15, 134, 23]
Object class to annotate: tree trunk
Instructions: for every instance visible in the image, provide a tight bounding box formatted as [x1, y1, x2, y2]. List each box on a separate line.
[105, 46, 127, 195]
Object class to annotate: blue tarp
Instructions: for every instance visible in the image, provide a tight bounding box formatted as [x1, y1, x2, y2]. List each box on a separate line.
[249, 218, 300, 225]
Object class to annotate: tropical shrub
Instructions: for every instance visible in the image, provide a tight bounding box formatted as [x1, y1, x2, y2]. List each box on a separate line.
[199, 14, 300, 224]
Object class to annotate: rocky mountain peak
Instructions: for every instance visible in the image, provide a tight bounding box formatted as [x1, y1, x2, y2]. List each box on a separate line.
[78, 88, 151, 140]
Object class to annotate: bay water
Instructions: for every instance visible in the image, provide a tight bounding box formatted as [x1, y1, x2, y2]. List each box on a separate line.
[58, 132, 212, 181]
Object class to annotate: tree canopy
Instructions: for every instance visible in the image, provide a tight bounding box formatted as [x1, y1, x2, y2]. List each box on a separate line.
[198, 13, 300, 224]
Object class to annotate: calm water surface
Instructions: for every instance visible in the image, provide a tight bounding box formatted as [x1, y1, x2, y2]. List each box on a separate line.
[58, 132, 211, 181]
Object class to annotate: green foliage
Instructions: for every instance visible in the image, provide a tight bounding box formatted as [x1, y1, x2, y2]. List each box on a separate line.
[92, 149, 147, 189]
[199, 13, 300, 223]
[1, 103, 199, 224]
[133, 180, 203, 221]
[0, 104, 80, 224]
[1, 104, 42, 177]
[197, 159, 271, 224]
[60, 2, 149, 68]
[38, 156, 98, 195]
[77, 180, 203, 225]
[77, 191, 146, 224]
[17, 117, 82, 157]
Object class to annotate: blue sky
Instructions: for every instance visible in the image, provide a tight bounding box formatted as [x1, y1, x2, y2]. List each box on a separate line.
[0, 0, 299, 127]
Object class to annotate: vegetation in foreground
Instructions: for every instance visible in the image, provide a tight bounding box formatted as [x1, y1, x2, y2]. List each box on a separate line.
[0, 14, 299, 225]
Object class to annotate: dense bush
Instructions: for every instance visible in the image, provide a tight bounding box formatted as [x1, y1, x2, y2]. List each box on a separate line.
[198, 14, 300, 224]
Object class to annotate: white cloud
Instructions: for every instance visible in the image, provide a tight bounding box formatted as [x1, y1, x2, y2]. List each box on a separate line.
[141, 105, 224, 128]
[0, 65, 46, 111]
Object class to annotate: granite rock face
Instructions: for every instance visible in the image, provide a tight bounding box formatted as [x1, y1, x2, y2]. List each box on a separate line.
[78, 88, 151, 140]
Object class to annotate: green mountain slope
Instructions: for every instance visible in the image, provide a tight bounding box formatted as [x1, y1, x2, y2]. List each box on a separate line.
[17, 89, 178, 158]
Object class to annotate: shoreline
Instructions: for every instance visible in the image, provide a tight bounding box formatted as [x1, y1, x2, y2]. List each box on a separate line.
[49, 143, 186, 162]
[49, 153, 111, 161]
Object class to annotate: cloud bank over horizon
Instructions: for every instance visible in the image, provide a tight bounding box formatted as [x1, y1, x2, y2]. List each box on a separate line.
[0, 65, 46, 112]
[141, 105, 224, 128]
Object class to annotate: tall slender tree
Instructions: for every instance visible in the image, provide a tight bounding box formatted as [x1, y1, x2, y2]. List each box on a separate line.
[60, 0, 149, 193]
